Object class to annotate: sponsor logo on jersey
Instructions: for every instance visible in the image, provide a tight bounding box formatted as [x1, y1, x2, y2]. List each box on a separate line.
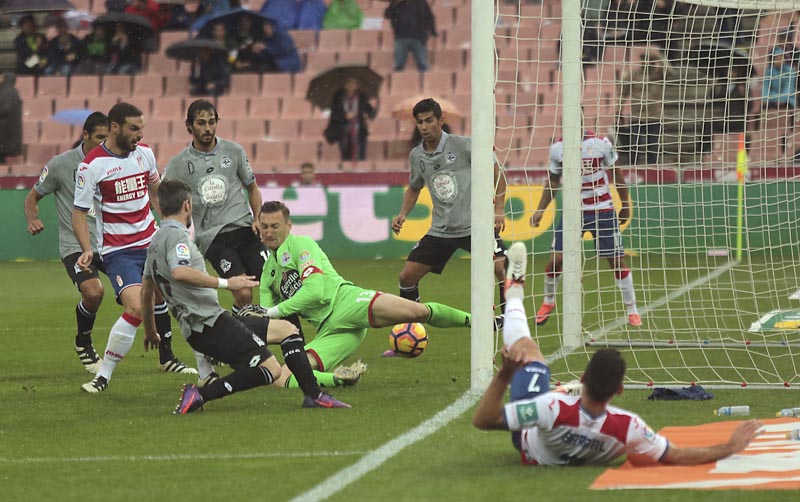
[106, 166, 122, 176]
[301, 266, 321, 279]
[299, 250, 311, 262]
[515, 402, 539, 425]
[280, 270, 302, 299]
[280, 251, 291, 266]
[112, 174, 147, 202]
[445, 152, 456, 164]
[220, 155, 231, 169]
[175, 243, 191, 260]
[431, 172, 458, 203]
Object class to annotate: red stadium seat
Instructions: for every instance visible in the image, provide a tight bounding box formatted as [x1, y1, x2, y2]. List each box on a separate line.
[293, 72, 313, 98]
[317, 30, 349, 53]
[133, 74, 163, 97]
[267, 119, 300, 140]
[235, 118, 267, 141]
[54, 97, 88, 113]
[145, 119, 171, 144]
[214, 119, 235, 140]
[156, 142, 187, 161]
[370, 51, 395, 73]
[230, 74, 261, 96]
[350, 30, 380, 52]
[23, 99, 53, 122]
[299, 118, 326, 140]
[26, 144, 60, 166]
[252, 141, 287, 171]
[216, 96, 249, 118]
[305, 52, 338, 72]
[281, 96, 313, 119]
[287, 140, 321, 162]
[321, 141, 341, 162]
[37, 76, 68, 98]
[164, 75, 191, 97]
[422, 71, 454, 95]
[289, 30, 317, 53]
[389, 72, 422, 95]
[16, 76, 35, 99]
[249, 96, 280, 118]
[102, 75, 132, 98]
[22, 121, 39, 144]
[151, 96, 184, 120]
[261, 73, 292, 97]
[147, 53, 178, 75]
[368, 117, 399, 141]
[69, 75, 101, 98]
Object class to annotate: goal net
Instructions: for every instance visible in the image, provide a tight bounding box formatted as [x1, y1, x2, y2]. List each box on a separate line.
[491, 0, 800, 388]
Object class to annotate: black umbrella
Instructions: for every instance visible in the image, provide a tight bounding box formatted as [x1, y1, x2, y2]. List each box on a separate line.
[166, 39, 228, 61]
[0, 0, 74, 14]
[306, 65, 384, 110]
[92, 13, 156, 51]
[192, 7, 275, 40]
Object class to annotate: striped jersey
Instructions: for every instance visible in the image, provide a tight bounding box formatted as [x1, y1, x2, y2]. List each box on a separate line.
[73, 143, 160, 256]
[504, 393, 669, 466]
[549, 131, 618, 212]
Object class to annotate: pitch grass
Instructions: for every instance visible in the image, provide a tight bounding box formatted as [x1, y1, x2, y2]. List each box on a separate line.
[0, 260, 793, 502]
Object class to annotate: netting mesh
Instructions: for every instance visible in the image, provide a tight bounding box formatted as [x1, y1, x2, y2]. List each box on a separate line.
[493, 0, 800, 388]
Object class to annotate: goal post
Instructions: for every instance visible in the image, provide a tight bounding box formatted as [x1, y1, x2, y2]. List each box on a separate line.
[476, 0, 800, 389]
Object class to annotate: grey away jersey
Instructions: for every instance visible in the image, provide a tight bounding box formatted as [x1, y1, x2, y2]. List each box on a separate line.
[163, 138, 256, 253]
[144, 219, 225, 338]
[33, 144, 98, 257]
[408, 132, 473, 238]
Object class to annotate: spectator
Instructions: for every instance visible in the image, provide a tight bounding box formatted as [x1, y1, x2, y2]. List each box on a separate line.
[45, 19, 82, 76]
[125, 0, 163, 32]
[0, 73, 23, 164]
[14, 15, 47, 76]
[323, 0, 364, 30]
[762, 48, 797, 110]
[189, 48, 231, 97]
[79, 24, 112, 75]
[160, 2, 191, 30]
[230, 17, 261, 72]
[109, 24, 144, 75]
[208, 22, 238, 67]
[298, 162, 317, 186]
[250, 20, 301, 73]
[384, 0, 436, 72]
[324, 77, 377, 161]
[297, 0, 327, 30]
[261, 0, 327, 32]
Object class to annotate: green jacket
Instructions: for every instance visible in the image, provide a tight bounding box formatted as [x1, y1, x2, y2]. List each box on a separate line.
[322, 0, 363, 30]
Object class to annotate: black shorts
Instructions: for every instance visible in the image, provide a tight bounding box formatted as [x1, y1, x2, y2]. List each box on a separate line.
[205, 227, 266, 279]
[61, 252, 105, 290]
[407, 234, 508, 274]
[188, 312, 273, 370]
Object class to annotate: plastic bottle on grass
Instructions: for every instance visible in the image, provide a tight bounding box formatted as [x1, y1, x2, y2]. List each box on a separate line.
[786, 429, 800, 440]
[714, 406, 750, 416]
[776, 408, 800, 418]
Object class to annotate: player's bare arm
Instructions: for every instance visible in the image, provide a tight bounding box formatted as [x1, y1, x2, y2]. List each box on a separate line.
[148, 181, 162, 219]
[171, 266, 259, 290]
[71, 208, 93, 270]
[609, 167, 631, 226]
[660, 420, 763, 465]
[24, 189, 45, 235]
[494, 163, 507, 232]
[473, 349, 526, 430]
[141, 276, 160, 351]
[246, 181, 262, 235]
[392, 185, 422, 234]
[530, 172, 561, 227]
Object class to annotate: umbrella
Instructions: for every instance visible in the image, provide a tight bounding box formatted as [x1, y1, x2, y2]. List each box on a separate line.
[192, 7, 275, 39]
[166, 39, 228, 61]
[92, 13, 156, 51]
[0, 0, 74, 14]
[45, 10, 96, 30]
[306, 65, 384, 110]
[52, 109, 93, 126]
[392, 96, 462, 121]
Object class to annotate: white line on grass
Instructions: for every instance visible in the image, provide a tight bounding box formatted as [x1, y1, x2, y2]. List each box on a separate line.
[288, 389, 482, 502]
[0, 451, 365, 464]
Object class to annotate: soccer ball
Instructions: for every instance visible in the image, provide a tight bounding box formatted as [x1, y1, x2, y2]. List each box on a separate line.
[389, 323, 428, 358]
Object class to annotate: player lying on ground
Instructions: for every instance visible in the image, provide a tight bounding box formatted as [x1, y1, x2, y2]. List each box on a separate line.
[473, 241, 762, 466]
[257, 200, 472, 389]
[141, 180, 349, 413]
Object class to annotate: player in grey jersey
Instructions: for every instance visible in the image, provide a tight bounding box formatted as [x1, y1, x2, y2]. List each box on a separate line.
[391, 98, 508, 326]
[142, 179, 349, 413]
[163, 99, 264, 314]
[24, 112, 109, 373]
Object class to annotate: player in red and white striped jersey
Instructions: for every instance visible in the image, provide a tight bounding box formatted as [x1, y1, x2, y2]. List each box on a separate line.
[530, 131, 641, 327]
[72, 102, 197, 394]
[473, 243, 762, 466]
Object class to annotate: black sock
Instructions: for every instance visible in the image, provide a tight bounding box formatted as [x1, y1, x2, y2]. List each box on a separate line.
[399, 284, 420, 302]
[284, 313, 305, 340]
[281, 334, 321, 398]
[154, 302, 174, 364]
[75, 301, 96, 347]
[231, 304, 242, 315]
[199, 366, 273, 402]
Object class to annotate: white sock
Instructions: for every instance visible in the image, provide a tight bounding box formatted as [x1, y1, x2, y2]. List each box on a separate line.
[98, 314, 139, 381]
[616, 273, 638, 314]
[194, 350, 214, 380]
[543, 273, 561, 305]
[505, 283, 524, 301]
[503, 296, 532, 348]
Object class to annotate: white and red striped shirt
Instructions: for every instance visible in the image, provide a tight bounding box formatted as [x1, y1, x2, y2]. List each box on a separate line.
[504, 393, 669, 465]
[549, 131, 619, 212]
[73, 143, 160, 256]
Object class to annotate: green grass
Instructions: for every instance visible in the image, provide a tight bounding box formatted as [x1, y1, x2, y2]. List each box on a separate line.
[0, 260, 795, 501]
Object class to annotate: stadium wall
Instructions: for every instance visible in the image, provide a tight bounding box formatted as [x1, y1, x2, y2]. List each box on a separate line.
[2, 182, 799, 261]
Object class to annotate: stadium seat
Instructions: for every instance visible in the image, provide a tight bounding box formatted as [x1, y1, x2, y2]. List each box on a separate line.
[350, 30, 380, 52]
[314, 161, 340, 173]
[340, 51, 369, 67]
[160, 31, 190, 51]
[69, 75, 100, 98]
[431, 48, 465, 72]
[389, 72, 422, 95]
[12, 161, 46, 176]
[151, 96, 184, 120]
[133, 74, 164, 97]
[281, 96, 313, 119]
[54, 97, 88, 114]
[15, 76, 35, 100]
[37, 76, 68, 98]
[387, 139, 411, 160]
[22, 121, 39, 144]
[252, 141, 287, 170]
[422, 71, 454, 95]
[374, 160, 406, 172]
[444, 29, 470, 50]
[370, 51, 395, 73]
[147, 53, 178, 75]
[249, 96, 280, 118]
[299, 118, 326, 140]
[320, 142, 341, 163]
[164, 75, 191, 97]
[156, 142, 187, 161]
[292, 72, 314, 98]
[102, 75, 132, 98]
[317, 30, 349, 53]
[365, 140, 387, 162]
[434, 7, 455, 28]
[235, 118, 267, 141]
[368, 117, 398, 141]
[287, 140, 321, 162]
[261, 73, 292, 97]
[342, 160, 374, 172]
[215, 119, 235, 140]
[216, 96, 249, 118]
[289, 30, 317, 55]
[40, 122, 76, 145]
[230, 74, 261, 96]
[305, 52, 338, 72]
[25, 144, 60, 166]
[23, 99, 53, 122]
[145, 119, 171, 144]
[267, 119, 299, 140]
[453, 71, 471, 95]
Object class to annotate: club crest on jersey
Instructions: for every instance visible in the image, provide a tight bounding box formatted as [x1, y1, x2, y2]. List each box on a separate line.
[219, 259, 231, 273]
[137, 156, 144, 171]
[175, 243, 191, 260]
[220, 155, 232, 169]
[280, 252, 291, 266]
[445, 152, 456, 164]
[37, 166, 49, 185]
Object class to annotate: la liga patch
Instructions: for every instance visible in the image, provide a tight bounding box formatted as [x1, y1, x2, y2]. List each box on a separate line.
[175, 243, 191, 260]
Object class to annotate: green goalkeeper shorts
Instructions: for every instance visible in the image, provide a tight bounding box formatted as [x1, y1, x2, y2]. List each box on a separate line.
[304, 284, 380, 371]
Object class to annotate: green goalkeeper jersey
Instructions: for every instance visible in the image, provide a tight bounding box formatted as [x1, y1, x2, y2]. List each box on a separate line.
[259, 233, 351, 328]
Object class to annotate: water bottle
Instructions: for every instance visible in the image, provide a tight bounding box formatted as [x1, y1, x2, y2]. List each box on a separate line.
[776, 408, 800, 418]
[714, 405, 750, 416]
[786, 429, 800, 440]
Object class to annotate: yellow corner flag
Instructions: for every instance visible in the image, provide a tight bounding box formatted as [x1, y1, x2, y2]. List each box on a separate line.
[736, 133, 748, 182]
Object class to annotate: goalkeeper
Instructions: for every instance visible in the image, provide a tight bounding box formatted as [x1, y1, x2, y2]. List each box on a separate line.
[257, 200, 471, 389]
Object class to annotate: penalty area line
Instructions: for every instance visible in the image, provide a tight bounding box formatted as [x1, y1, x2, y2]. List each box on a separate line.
[289, 389, 482, 502]
[0, 451, 365, 464]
